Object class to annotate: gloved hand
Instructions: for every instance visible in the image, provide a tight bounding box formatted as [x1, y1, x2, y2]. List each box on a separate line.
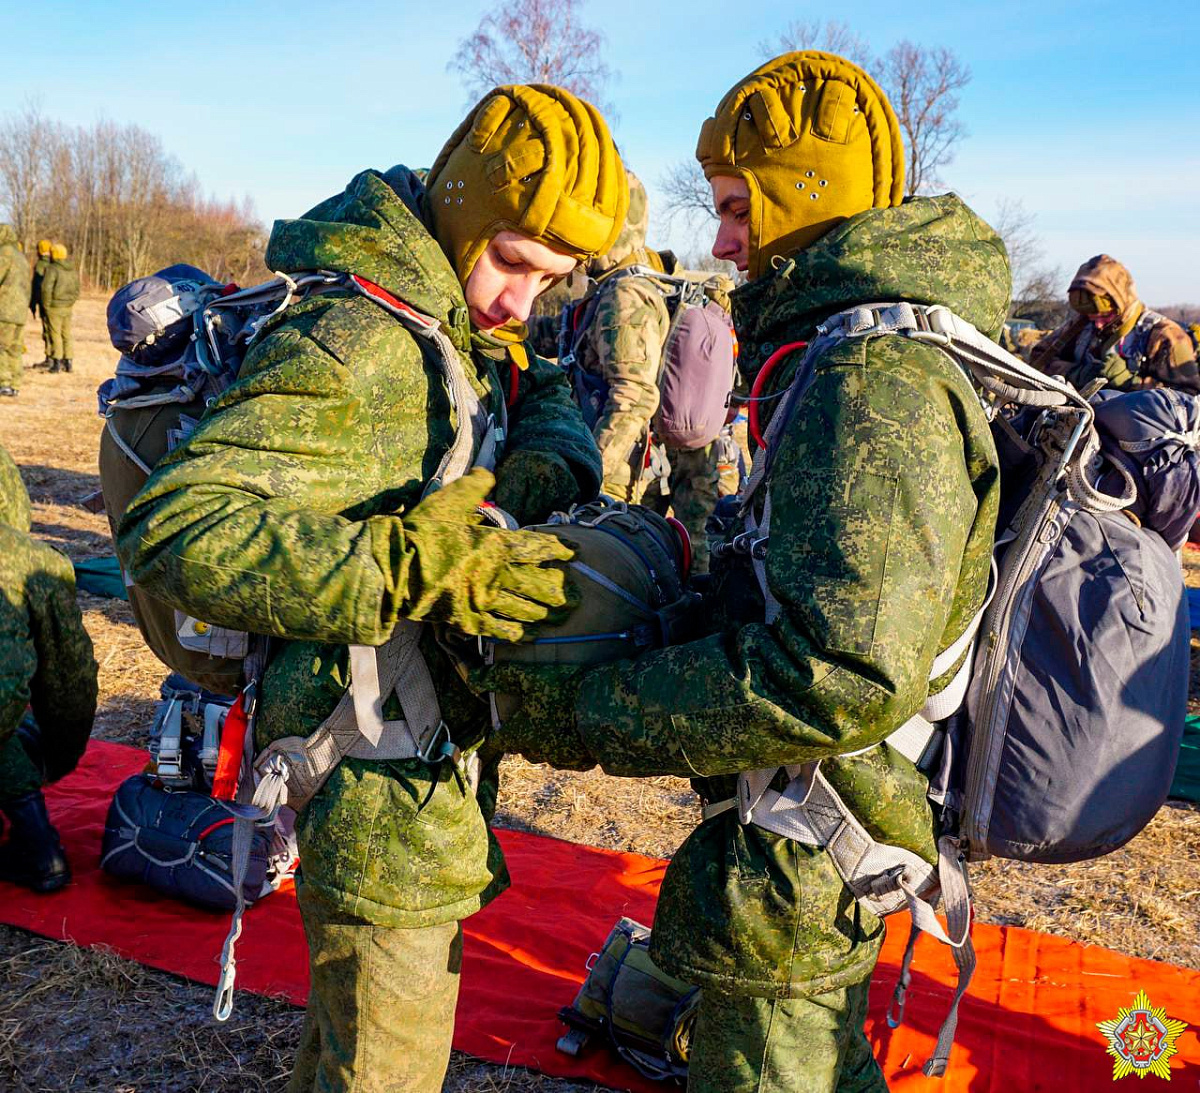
[400, 468, 577, 642]
[493, 449, 583, 525]
[470, 662, 595, 770]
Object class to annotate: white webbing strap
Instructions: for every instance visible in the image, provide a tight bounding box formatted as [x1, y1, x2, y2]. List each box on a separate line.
[215, 623, 447, 1021]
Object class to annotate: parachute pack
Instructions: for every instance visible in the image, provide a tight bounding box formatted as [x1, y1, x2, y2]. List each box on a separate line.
[484, 500, 699, 725]
[557, 917, 699, 1084]
[559, 266, 736, 455]
[705, 302, 1189, 1077]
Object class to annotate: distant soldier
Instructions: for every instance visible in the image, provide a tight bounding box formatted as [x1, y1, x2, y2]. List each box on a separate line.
[29, 239, 52, 367]
[1031, 255, 1200, 394]
[0, 224, 31, 397]
[41, 243, 81, 374]
[0, 442, 98, 891]
[562, 172, 735, 570]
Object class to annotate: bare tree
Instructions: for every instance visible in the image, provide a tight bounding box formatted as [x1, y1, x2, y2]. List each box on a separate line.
[660, 160, 716, 227]
[449, 0, 614, 110]
[759, 19, 871, 66]
[0, 105, 265, 290]
[991, 198, 1065, 323]
[878, 42, 970, 194]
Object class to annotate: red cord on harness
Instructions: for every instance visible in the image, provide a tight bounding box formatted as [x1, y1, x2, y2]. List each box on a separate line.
[748, 341, 808, 450]
[508, 359, 520, 409]
[666, 516, 692, 582]
[211, 692, 249, 801]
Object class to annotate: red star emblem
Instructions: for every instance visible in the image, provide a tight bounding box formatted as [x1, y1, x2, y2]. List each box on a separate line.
[1116, 1011, 1165, 1063]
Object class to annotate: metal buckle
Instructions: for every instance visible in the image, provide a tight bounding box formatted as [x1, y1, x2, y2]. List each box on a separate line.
[418, 721, 460, 768]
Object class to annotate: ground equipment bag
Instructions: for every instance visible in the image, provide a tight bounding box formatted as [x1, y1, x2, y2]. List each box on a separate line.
[1091, 386, 1200, 550]
[556, 917, 699, 1084]
[559, 267, 736, 451]
[708, 302, 1188, 1077]
[483, 500, 699, 724]
[100, 773, 273, 913]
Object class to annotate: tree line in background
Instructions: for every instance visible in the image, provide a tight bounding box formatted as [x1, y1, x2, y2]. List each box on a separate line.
[0, 103, 266, 292]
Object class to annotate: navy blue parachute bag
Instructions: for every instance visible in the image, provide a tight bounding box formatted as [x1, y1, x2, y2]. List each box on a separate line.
[101, 773, 272, 913]
[1091, 387, 1200, 551]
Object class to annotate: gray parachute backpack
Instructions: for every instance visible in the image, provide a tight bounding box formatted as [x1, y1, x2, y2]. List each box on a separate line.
[709, 302, 1188, 1077]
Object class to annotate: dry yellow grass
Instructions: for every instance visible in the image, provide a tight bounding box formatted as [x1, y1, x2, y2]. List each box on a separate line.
[0, 295, 1196, 1091]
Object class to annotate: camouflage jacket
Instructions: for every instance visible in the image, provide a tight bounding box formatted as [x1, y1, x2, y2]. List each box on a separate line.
[120, 167, 601, 927]
[40, 259, 80, 310]
[1042, 308, 1200, 395]
[0, 443, 98, 754]
[575, 195, 1005, 997]
[571, 250, 675, 499]
[0, 227, 30, 326]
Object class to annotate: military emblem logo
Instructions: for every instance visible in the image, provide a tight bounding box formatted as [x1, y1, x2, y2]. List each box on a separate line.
[1096, 989, 1187, 1080]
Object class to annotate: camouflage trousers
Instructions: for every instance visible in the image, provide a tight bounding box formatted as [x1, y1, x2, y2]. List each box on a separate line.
[688, 973, 886, 1093]
[0, 322, 23, 389]
[289, 891, 462, 1093]
[39, 310, 52, 358]
[645, 442, 721, 575]
[44, 307, 72, 360]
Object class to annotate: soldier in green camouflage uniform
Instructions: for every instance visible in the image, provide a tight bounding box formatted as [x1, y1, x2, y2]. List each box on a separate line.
[0, 442, 98, 890]
[120, 85, 626, 1093]
[563, 171, 669, 501]
[485, 53, 1004, 1091]
[41, 244, 81, 374]
[0, 225, 30, 397]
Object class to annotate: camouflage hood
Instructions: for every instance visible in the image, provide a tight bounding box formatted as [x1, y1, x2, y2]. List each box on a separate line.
[731, 193, 1011, 378]
[0, 224, 17, 248]
[0, 444, 31, 534]
[266, 166, 469, 346]
[1069, 254, 1140, 324]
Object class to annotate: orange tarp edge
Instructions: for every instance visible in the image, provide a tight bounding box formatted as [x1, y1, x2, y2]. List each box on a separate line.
[3, 741, 1196, 1089]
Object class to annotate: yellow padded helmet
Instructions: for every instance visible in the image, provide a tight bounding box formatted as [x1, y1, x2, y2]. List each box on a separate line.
[50, 242, 67, 261]
[426, 84, 629, 284]
[697, 51, 905, 280]
[37, 239, 51, 257]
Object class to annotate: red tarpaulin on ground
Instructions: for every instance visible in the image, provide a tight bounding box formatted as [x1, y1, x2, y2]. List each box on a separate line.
[3, 740, 1198, 1090]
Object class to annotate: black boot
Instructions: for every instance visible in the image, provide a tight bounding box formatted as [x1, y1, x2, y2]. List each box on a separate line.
[62, 359, 72, 373]
[47, 359, 60, 374]
[0, 791, 70, 892]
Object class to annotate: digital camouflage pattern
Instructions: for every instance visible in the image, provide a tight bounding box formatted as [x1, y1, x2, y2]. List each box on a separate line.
[0, 226, 29, 389]
[41, 258, 80, 362]
[688, 978, 884, 1092]
[559, 194, 1005, 1003]
[119, 165, 601, 929]
[288, 907, 462, 1093]
[646, 441, 722, 575]
[0, 441, 98, 800]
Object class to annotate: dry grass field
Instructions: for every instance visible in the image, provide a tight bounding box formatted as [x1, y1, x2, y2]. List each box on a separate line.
[0, 295, 1196, 1091]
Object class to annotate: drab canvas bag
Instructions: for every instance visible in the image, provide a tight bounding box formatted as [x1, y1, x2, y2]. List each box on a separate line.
[557, 917, 699, 1084]
[484, 500, 699, 724]
[559, 267, 736, 451]
[707, 302, 1188, 1076]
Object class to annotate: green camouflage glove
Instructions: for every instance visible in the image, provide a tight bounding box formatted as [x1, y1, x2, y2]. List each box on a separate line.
[470, 662, 595, 770]
[400, 468, 576, 642]
[493, 449, 584, 526]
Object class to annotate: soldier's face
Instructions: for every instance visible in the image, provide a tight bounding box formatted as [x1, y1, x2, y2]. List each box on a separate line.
[711, 176, 751, 273]
[464, 231, 577, 330]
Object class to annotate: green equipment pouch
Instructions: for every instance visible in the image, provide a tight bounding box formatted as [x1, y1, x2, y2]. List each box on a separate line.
[557, 917, 699, 1083]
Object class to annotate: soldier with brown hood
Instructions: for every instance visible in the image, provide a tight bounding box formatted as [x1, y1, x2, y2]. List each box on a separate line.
[1032, 254, 1199, 394]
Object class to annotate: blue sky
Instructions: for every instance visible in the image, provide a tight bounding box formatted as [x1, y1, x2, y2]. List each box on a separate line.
[7, 0, 1199, 302]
